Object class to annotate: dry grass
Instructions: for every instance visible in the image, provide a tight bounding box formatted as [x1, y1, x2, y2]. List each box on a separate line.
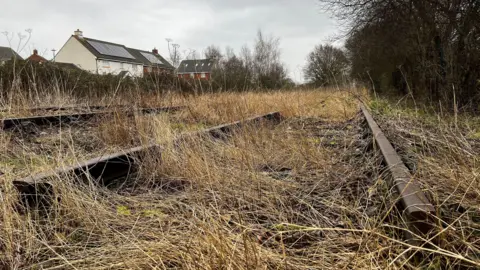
[1, 88, 479, 269]
[371, 102, 480, 269]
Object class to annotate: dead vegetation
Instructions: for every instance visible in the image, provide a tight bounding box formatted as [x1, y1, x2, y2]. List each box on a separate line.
[1, 88, 479, 269]
[373, 103, 480, 268]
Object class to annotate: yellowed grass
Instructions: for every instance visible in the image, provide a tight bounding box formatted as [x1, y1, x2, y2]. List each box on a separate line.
[370, 104, 480, 268]
[3, 88, 478, 269]
[0, 89, 369, 269]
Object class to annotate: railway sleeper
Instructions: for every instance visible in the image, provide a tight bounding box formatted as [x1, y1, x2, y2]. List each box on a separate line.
[14, 144, 160, 209]
[13, 112, 283, 209]
[1, 106, 184, 131]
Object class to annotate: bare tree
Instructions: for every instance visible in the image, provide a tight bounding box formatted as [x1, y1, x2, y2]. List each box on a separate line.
[185, 49, 198, 60]
[304, 44, 349, 87]
[319, 0, 480, 108]
[252, 30, 288, 89]
[204, 45, 223, 61]
[165, 38, 181, 67]
[200, 30, 290, 91]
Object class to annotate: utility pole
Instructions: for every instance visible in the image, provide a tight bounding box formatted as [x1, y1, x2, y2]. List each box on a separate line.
[172, 43, 180, 67]
[166, 38, 175, 66]
[51, 49, 56, 62]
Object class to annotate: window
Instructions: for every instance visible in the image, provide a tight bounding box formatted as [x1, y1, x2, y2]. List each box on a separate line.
[120, 62, 124, 69]
[133, 64, 138, 71]
[102, 60, 110, 67]
[201, 73, 206, 78]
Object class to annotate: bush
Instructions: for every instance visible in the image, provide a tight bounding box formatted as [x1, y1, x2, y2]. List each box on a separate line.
[0, 59, 194, 101]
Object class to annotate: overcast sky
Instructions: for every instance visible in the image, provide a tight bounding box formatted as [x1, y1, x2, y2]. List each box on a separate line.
[0, 0, 339, 82]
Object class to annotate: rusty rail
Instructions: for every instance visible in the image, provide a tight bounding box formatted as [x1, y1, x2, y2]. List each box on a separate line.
[0, 104, 129, 112]
[14, 112, 282, 206]
[1, 106, 183, 131]
[361, 105, 435, 236]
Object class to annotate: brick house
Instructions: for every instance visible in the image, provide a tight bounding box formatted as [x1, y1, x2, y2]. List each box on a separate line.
[177, 59, 215, 80]
[27, 49, 48, 63]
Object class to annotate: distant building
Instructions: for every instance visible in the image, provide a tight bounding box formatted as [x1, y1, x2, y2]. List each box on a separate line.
[0, 46, 23, 64]
[177, 59, 215, 80]
[26, 49, 48, 63]
[54, 29, 173, 77]
[127, 47, 173, 75]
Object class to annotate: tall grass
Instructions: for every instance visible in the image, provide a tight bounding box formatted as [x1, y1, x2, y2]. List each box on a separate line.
[1, 87, 479, 269]
[370, 101, 480, 268]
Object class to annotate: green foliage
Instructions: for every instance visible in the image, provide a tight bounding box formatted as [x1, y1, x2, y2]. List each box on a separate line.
[306, 138, 321, 144]
[116, 205, 131, 216]
[369, 99, 392, 115]
[141, 209, 165, 218]
[467, 131, 480, 140]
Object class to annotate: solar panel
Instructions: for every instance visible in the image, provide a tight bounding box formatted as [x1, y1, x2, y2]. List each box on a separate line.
[140, 52, 163, 64]
[86, 40, 135, 59]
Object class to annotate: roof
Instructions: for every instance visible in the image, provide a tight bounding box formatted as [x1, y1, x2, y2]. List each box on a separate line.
[126, 48, 174, 69]
[72, 35, 172, 68]
[153, 52, 174, 69]
[27, 52, 48, 63]
[72, 35, 144, 64]
[177, 59, 215, 73]
[54, 62, 82, 71]
[0, 46, 23, 61]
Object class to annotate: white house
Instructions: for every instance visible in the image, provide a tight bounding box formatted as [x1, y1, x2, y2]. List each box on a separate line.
[55, 29, 173, 77]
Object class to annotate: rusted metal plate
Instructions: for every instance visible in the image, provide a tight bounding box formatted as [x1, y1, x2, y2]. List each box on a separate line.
[1, 106, 184, 131]
[14, 144, 159, 187]
[13, 144, 160, 207]
[13, 112, 282, 206]
[361, 105, 435, 234]
[187, 111, 283, 138]
[139, 106, 184, 114]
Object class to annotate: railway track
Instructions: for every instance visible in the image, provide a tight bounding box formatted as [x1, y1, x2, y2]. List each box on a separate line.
[8, 105, 436, 244]
[361, 105, 436, 242]
[13, 112, 282, 206]
[0, 104, 130, 113]
[0, 106, 183, 131]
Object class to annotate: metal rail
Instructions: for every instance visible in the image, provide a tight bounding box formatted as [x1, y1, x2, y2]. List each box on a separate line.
[361, 105, 435, 235]
[0, 104, 129, 112]
[1, 106, 184, 131]
[14, 112, 282, 206]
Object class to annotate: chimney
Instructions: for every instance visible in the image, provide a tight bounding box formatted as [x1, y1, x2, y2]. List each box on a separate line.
[33, 49, 38, 55]
[152, 48, 158, 55]
[74, 29, 83, 38]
